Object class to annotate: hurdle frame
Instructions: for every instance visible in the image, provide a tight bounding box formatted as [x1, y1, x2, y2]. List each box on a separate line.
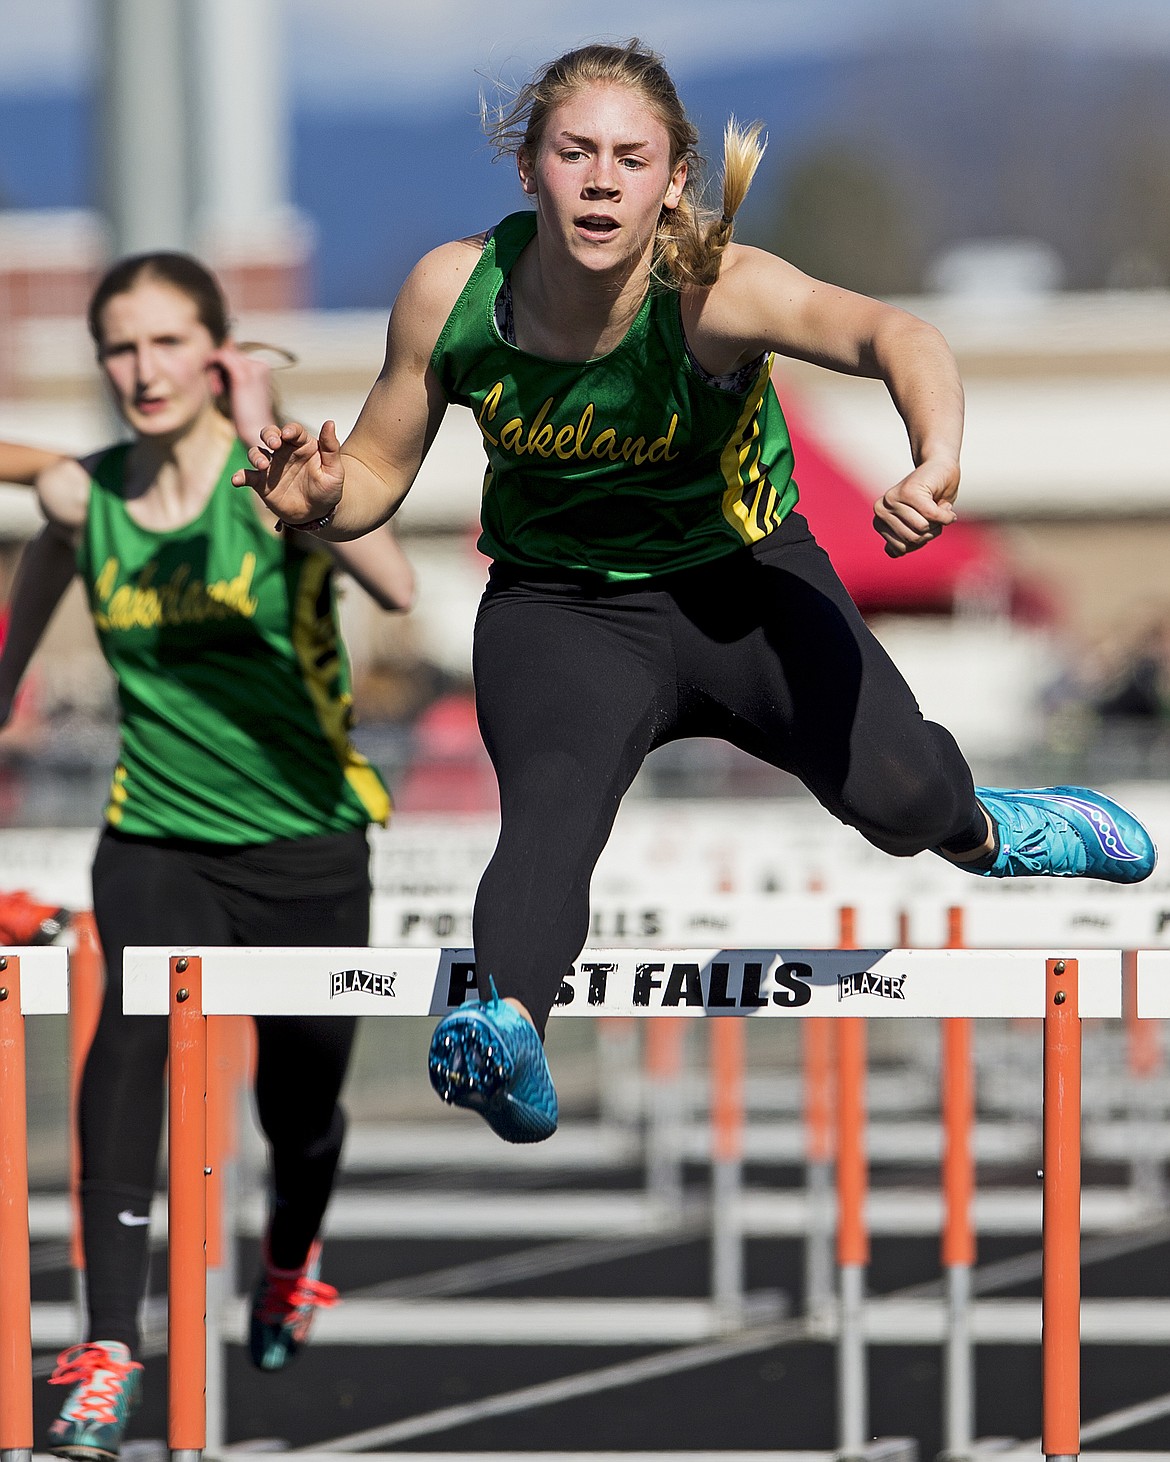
[940, 906, 976, 1462]
[118, 942, 1116, 1462]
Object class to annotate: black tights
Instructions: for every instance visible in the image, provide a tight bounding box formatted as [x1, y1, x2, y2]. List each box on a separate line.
[82, 827, 370, 1353]
[472, 514, 985, 1033]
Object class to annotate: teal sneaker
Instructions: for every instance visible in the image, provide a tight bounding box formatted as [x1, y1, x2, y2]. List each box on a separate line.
[248, 1237, 338, 1371]
[47, 1341, 142, 1461]
[428, 990, 558, 1143]
[973, 785, 1156, 883]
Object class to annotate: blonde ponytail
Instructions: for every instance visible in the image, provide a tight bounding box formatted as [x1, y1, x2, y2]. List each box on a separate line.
[657, 118, 766, 289]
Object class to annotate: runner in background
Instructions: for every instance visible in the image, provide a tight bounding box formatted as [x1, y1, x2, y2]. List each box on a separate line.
[0, 251, 415, 1460]
[236, 39, 1156, 1149]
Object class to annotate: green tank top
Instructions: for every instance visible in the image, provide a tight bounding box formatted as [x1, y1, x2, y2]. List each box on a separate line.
[77, 439, 390, 844]
[431, 211, 799, 579]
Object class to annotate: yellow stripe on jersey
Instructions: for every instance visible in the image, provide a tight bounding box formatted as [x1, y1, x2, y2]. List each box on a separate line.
[105, 763, 129, 826]
[291, 553, 391, 827]
[720, 358, 781, 545]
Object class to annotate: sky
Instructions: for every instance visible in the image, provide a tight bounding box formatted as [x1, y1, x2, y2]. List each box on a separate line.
[281, 0, 1170, 113]
[7, 0, 1170, 106]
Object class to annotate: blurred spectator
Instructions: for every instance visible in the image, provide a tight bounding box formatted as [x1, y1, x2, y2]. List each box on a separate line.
[1094, 613, 1170, 722]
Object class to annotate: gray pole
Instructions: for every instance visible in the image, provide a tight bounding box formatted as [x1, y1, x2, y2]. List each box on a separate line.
[710, 1154, 744, 1328]
[189, 0, 309, 274]
[943, 1262, 975, 1459]
[99, 0, 192, 255]
[191, 0, 286, 223]
[804, 1153, 835, 1323]
[838, 1261, 867, 1459]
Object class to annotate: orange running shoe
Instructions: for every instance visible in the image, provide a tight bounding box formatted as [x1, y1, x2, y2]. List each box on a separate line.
[0, 888, 70, 945]
[47, 1341, 142, 1461]
[248, 1237, 338, 1371]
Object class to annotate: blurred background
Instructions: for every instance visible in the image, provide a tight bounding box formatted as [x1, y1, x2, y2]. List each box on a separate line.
[1, 0, 1170, 818]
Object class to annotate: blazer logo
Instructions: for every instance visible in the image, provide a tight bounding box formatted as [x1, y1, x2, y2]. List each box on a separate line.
[331, 969, 396, 998]
[838, 971, 906, 1002]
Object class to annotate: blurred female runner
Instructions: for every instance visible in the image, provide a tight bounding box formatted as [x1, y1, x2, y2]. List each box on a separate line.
[236, 39, 1155, 1148]
[0, 252, 414, 1458]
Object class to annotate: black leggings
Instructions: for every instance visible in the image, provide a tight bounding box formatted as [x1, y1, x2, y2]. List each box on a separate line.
[472, 513, 984, 1033]
[81, 826, 370, 1352]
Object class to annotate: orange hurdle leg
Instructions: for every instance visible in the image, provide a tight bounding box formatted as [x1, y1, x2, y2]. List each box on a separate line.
[836, 907, 869, 1458]
[168, 956, 207, 1462]
[0, 956, 32, 1462]
[1123, 948, 1160, 1078]
[1042, 956, 1080, 1462]
[68, 914, 104, 1278]
[942, 906, 976, 1459]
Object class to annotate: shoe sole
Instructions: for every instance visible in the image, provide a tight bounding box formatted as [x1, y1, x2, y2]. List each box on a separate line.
[49, 1446, 120, 1461]
[429, 1011, 515, 1114]
[482, 1095, 558, 1144]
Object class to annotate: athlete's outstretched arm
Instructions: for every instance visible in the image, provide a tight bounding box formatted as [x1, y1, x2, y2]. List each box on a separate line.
[1, 454, 91, 724]
[233, 239, 482, 537]
[0, 521, 78, 727]
[689, 247, 964, 558]
[0, 440, 67, 486]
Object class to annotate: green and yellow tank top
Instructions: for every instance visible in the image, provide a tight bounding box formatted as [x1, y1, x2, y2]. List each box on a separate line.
[77, 440, 390, 843]
[431, 210, 799, 580]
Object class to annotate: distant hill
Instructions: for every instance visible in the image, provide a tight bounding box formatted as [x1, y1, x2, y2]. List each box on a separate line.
[297, 41, 1170, 304]
[2, 42, 1169, 305]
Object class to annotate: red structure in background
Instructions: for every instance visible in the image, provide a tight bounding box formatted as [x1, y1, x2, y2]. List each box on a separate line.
[393, 693, 499, 815]
[786, 406, 1048, 621]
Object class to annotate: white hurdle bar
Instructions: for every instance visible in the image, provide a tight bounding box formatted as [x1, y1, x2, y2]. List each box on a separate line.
[123, 944, 1118, 1462]
[1134, 951, 1170, 1018]
[0, 947, 70, 1462]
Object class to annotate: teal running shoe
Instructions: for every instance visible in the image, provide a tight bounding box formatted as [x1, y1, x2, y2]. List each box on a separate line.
[47, 1341, 142, 1461]
[973, 785, 1156, 883]
[428, 990, 558, 1143]
[248, 1237, 337, 1371]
